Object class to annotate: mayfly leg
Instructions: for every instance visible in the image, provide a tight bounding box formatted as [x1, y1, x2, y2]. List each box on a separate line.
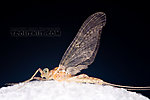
[33, 77, 46, 81]
[21, 68, 43, 83]
[6, 68, 44, 86]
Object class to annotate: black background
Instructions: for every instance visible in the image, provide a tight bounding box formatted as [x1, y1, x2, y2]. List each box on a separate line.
[0, 0, 150, 98]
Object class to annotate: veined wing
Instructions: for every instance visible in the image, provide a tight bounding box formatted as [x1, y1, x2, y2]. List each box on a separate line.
[59, 12, 106, 75]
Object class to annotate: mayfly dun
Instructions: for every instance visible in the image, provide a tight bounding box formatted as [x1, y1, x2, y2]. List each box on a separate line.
[8, 12, 150, 90]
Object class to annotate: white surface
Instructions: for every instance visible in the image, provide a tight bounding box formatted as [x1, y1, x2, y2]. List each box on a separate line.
[0, 81, 149, 100]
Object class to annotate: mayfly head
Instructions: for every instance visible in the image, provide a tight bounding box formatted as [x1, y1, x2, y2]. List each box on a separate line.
[41, 68, 51, 79]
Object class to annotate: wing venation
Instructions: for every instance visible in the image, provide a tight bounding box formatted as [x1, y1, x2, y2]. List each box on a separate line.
[59, 12, 106, 75]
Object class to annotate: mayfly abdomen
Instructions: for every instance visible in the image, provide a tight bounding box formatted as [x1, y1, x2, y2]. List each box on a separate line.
[66, 74, 104, 85]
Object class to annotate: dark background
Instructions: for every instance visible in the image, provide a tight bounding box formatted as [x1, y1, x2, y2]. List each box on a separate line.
[0, 0, 150, 98]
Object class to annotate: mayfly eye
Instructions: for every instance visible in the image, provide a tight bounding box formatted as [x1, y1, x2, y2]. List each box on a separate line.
[43, 68, 49, 74]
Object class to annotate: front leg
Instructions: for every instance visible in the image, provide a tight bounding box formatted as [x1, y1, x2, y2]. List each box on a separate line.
[20, 68, 45, 83]
[6, 68, 44, 85]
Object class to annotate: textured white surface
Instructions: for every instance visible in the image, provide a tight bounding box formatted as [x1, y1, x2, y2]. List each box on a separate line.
[0, 81, 149, 100]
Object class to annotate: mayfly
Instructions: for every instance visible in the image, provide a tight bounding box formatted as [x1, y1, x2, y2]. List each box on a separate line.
[8, 12, 150, 90]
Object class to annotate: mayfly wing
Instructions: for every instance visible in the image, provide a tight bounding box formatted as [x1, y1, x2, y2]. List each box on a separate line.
[59, 12, 106, 75]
